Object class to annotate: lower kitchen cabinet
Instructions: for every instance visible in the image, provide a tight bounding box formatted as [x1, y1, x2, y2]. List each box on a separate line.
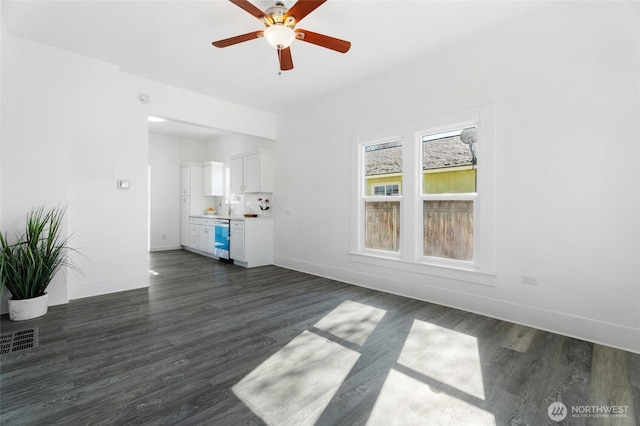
[229, 220, 245, 261]
[187, 217, 216, 255]
[198, 225, 215, 253]
[230, 218, 273, 268]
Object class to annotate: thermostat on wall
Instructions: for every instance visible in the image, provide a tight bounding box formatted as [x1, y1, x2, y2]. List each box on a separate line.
[117, 179, 130, 189]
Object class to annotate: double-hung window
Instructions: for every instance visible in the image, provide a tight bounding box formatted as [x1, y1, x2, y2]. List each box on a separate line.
[352, 104, 495, 278]
[363, 140, 402, 252]
[421, 127, 477, 264]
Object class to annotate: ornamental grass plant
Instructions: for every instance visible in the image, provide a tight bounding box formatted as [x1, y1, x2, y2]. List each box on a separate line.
[0, 206, 78, 300]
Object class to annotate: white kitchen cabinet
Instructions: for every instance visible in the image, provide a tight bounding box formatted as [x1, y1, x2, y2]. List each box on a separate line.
[180, 196, 190, 246]
[180, 163, 207, 247]
[198, 225, 215, 253]
[186, 217, 216, 254]
[230, 218, 273, 268]
[180, 166, 191, 196]
[229, 220, 245, 261]
[180, 163, 203, 198]
[229, 149, 274, 194]
[188, 221, 200, 249]
[242, 153, 261, 193]
[229, 157, 244, 194]
[202, 161, 224, 196]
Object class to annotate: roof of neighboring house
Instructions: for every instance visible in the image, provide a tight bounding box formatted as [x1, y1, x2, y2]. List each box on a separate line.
[365, 135, 475, 176]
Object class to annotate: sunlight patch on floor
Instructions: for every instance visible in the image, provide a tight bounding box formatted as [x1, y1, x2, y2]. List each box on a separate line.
[367, 369, 496, 426]
[314, 300, 387, 346]
[398, 320, 486, 400]
[232, 330, 360, 426]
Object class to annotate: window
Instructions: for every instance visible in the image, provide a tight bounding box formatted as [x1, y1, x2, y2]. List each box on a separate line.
[422, 128, 477, 262]
[351, 104, 495, 278]
[363, 140, 402, 252]
[373, 184, 400, 196]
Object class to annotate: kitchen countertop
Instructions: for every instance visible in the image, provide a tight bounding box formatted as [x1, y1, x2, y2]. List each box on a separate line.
[190, 214, 272, 220]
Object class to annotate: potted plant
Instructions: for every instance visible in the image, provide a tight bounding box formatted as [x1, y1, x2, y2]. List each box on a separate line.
[0, 206, 78, 321]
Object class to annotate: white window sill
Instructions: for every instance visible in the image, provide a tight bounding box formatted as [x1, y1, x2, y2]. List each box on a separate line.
[349, 252, 496, 287]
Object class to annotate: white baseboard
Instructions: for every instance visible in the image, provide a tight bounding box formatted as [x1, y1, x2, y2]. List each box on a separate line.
[68, 273, 149, 300]
[149, 245, 182, 252]
[273, 255, 640, 354]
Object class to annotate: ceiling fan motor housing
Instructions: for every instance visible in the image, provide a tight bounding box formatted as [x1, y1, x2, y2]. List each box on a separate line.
[264, 1, 296, 27]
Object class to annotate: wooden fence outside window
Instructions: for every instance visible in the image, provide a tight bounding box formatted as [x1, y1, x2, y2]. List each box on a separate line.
[365, 202, 400, 252]
[423, 200, 473, 260]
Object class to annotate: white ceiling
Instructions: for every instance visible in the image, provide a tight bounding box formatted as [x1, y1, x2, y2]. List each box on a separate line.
[5, 0, 549, 140]
[3, 0, 549, 117]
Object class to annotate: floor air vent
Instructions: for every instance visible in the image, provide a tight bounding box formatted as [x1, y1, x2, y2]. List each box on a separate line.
[0, 328, 39, 355]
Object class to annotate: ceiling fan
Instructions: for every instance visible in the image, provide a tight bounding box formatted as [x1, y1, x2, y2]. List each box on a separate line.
[212, 0, 351, 71]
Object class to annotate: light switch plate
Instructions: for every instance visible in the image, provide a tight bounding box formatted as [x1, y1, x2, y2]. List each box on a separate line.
[117, 179, 130, 189]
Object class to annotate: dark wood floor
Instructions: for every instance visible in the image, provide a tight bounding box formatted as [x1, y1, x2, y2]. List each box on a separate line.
[1, 250, 638, 425]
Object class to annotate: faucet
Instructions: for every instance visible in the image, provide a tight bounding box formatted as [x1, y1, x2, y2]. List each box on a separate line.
[221, 198, 232, 216]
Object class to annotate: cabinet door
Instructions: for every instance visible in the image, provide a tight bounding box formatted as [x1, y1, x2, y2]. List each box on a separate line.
[230, 157, 244, 194]
[180, 166, 191, 195]
[199, 226, 215, 253]
[243, 153, 260, 193]
[187, 224, 200, 248]
[201, 164, 212, 196]
[180, 196, 190, 246]
[213, 162, 226, 196]
[230, 228, 245, 261]
[189, 165, 202, 197]
[201, 162, 224, 196]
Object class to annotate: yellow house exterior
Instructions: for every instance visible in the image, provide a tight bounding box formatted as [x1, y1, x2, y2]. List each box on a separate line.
[366, 166, 476, 196]
[423, 165, 476, 194]
[366, 173, 402, 196]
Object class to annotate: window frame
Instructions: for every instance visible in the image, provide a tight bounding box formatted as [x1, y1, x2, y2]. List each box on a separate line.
[350, 104, 496, 283]
[358, 136, 404, 258]
[419, 125, 478, 269]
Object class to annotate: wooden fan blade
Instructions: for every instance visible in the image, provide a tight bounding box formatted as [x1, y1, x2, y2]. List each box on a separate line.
[285, 0, 326, 23]
[212, 31, 263, 48]
[278, 47, 294, 71]
[229, 0, 266, 20]
[295, 29, 351, 53]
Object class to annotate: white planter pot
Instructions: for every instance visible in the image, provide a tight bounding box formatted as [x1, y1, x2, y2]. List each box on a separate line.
[8, 293, 49, 321]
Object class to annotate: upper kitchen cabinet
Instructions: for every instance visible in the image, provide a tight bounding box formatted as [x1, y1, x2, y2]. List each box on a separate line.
[202, 161, 224, 196]
[180, 164, 191, 196]
[230, 149, 274, 194]
[180, 162, 202, 196]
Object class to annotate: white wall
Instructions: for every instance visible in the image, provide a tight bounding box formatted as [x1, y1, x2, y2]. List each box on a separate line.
[0, 2, 4, 228]
[121, 75, 276, 141]
[148, 132, 206, 251]
[205, 132, 274, 163]
[273, 2, 640, 352]
[1, 34, 276, 308]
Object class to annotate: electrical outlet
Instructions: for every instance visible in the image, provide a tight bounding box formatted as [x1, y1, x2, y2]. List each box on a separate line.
[522, 275, 538, 285]
[162, 234, 167, 240]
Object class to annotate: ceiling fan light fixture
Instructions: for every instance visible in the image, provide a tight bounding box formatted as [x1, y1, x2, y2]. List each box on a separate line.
[264, 24, 295, 49]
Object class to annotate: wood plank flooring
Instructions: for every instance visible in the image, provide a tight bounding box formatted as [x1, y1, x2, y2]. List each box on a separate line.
[1, 250, 638, 425]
